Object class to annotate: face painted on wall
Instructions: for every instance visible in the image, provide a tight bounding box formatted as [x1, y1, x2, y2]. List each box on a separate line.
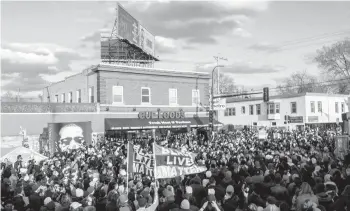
[58, 124, 85, 152]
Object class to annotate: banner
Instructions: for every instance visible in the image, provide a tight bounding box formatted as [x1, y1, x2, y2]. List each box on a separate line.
[139, 24, 155, 56]
[128, 143, 155, 177]
[48, 122, 92, 154]
[154, 144, 206, 179]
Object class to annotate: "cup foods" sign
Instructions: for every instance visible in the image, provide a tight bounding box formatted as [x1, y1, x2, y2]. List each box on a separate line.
[138, 111, 185, 119]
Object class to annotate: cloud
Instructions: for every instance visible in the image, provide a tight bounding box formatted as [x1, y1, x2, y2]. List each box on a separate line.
[74, 18, 102, 24]
[1, 42, 86, 95]
[232, 28, 252, 38]
[109, 1, 269, 44]
[80, 28, 111, 43]
[248, 42, 279, 52]
[155, 36, 179, 54]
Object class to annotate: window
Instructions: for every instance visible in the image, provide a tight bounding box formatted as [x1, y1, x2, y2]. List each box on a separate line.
[68, 92, 73, 103]
[291, 102, 297, 113]
[241, 106, 245, 114]
[76, 90, 81, 103]
[249, 105, 254, 115]
[256, 104, 261, 115]
[55, 95, 58, 103]
[224, 109, 228, 116]
[272, 122, 277, 126]
[228, 108, 232, 116]
[141, 87, 151, 104]
[89, 87, 94, 103]
[112, 86, 123, 103]
[269, 104, 275, 114]
[169, 89, 177, 105]
[232, 108, 236, 116]
[318, 101, 322, 113]
[275, 103, 280, 114]
[310, 101, 315, 113]
[192, 89, 200, 105]
[61, 93, 65, 103]
[342, 102, 345, 113]
[335, 102, 339, 113]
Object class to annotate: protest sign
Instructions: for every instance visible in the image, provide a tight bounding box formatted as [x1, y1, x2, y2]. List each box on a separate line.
[154, 143, 206, 179]
[127, 143, 155, 177]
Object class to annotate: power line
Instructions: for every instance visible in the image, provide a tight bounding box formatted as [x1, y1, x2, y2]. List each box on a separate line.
[248, 77, 350, 93]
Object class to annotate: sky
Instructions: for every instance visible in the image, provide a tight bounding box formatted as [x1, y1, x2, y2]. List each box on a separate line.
[1, 1, 350, 97]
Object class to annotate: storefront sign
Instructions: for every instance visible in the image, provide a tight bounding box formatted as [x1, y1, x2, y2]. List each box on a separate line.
[138, 111, 185, 119]
[308, 116, 319, 123]
[289, 116, 303, 123]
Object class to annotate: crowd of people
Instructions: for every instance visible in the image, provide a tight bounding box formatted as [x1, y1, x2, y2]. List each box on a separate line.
[1, 126, 350, 211]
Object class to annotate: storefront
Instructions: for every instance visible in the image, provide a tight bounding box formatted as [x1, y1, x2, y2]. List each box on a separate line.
[104, 110, 222, 139]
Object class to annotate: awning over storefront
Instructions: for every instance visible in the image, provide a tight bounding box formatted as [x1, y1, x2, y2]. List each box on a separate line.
[105, 117, 222, 130]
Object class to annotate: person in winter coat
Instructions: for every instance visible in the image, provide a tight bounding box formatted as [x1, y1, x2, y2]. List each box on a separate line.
[222, 185, 239, 211]
[296, 183, 319, 211]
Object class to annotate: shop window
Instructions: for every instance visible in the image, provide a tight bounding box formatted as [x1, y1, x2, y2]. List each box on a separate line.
[256, 104, 261, 115]
[89, 86, 94, 103]
[291, 102, 297, 113]
[228, 108, 232, 116]
[272, 122, 277, 126]
[192, 89, 200, 105]
[249, 105, 254, 115]
[311, 101, 315, 113]
[76, 89, 81, 103]
[241, 106, 245, 114]
[55, 95, 58, 103]
[169, 88, 177, 105]
[275, 103, 280, 114]
[113, 86, 123, 104]
[232, 108, 236, 116]
[224, 109, 228, 116]
[269, 104, 275, 114]
[141, 87, 151, 104]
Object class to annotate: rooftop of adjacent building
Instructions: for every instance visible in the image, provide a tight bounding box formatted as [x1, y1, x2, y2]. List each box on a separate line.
[46, 63, 210, 88]
[226, 92, 350, 103]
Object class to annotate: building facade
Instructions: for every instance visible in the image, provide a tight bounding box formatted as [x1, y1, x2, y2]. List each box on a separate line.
[219, 93, 350, 129]
[43, 63, 210, 109]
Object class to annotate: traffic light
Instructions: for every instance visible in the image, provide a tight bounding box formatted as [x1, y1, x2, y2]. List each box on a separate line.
[263, 87, 269, 102]
[209, 110, 213, 124]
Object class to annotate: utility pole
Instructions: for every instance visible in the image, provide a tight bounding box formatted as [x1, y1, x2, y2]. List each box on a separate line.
[213, 55, 228, 95]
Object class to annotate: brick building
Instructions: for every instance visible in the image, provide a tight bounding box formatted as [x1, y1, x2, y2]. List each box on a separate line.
[41, 63, 218, 138]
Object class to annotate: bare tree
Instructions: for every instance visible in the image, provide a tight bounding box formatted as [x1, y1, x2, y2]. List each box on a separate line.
[314, 38, 350, 94]
[218, 73, 237, 95]
[277, 70, 326, 94]
[4, 91, 14, 99]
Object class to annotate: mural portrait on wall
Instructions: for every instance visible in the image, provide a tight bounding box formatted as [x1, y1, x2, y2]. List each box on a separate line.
[48, 122, 92, 154]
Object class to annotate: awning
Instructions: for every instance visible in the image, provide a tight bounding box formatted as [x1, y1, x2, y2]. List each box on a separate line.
[105, 117, 222, 130]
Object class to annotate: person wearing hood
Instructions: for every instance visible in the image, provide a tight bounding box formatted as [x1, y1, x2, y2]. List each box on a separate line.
[314, 183, 332, 210]
[222, 185, 239, 211]
[220, 171, 234, 189]
[159, 185, 178, 211]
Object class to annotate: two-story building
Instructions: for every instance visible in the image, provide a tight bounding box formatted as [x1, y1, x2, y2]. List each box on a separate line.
[42, 63, 218, 138]
[219, 93, 350, 130]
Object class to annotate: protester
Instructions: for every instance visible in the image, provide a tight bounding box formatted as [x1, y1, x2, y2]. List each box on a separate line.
[1, 126, 348, 211]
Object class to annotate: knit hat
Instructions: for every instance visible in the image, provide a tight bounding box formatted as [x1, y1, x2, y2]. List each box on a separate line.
[75, 188, 84, 198]
[185, 186, 193, 194]
[44, 197, 52, 205]
[138, 197, 147, 208]
[206, 171, 212, 178]
[208, 188, 215, 195]
[180, 199, 190, 209]
[226, 185, 234, 193]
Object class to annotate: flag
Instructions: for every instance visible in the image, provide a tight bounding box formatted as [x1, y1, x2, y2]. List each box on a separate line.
[127, 143, 155, 177]
[153, 143, 206, 179]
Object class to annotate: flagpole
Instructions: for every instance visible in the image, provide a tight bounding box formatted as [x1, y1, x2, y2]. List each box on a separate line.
[153, 142, 157, 180]
[126, 142, 129, 193]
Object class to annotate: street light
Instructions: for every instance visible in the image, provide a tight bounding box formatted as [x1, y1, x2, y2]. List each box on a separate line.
[211, 65, 224, 129]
